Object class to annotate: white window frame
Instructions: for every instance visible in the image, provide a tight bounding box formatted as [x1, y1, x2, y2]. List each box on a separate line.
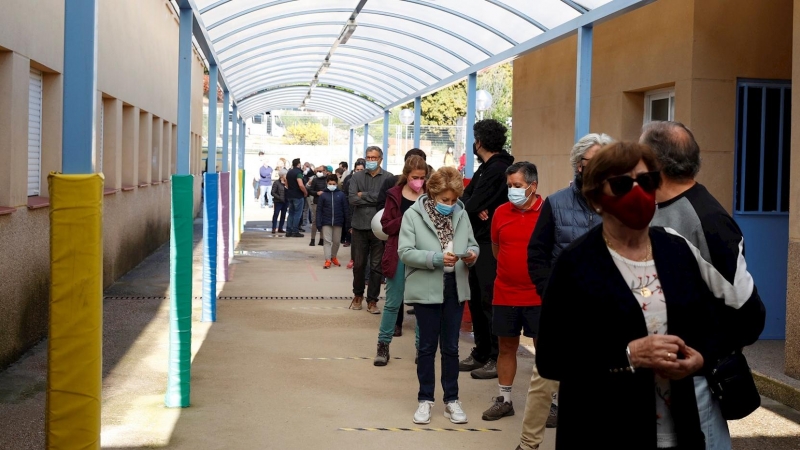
[28, 69, 43, 196]
[644, 88, 675, 124]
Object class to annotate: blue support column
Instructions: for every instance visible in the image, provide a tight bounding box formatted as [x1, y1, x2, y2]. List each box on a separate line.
[239, 119, 246, 234]
[202, 64, 219, 323]
[222, 91, 229, 172]
[165, 5, 194, 409]
[349, 128, 354, 167]
[62, 0, 98, 174]
[466, 72, 477, 178]
[363, 123, 369, 156]
[413, 96, 421, 149]
[575, 25, 593, 143]
[382, 111, 389, 169]
[230, 108, 237, 257]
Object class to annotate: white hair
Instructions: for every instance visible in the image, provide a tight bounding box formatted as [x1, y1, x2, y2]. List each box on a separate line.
[569, 133, 614, 171]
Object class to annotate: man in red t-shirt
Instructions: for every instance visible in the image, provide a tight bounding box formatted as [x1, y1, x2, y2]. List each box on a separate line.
[481, 161, 544, 422]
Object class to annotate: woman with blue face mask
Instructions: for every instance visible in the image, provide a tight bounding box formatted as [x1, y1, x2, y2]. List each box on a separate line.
[398, 167, 480, 425]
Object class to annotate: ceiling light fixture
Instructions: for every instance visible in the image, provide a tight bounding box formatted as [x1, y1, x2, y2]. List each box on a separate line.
[339, 19, 357, 44]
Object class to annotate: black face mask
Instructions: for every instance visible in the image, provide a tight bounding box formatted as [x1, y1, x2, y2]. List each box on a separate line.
[474, 142, 484, 164]
[574, 170, 584, 189]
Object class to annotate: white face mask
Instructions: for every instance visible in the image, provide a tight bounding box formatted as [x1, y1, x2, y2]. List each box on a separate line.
[507, 184, 533, 207]
[316, 172, 324, 178]
[326, 185, 336, 192]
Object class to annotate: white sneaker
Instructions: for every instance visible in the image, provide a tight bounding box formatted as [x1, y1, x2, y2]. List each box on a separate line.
[413, 401, 434, 424]
[444, 400, 468, 424]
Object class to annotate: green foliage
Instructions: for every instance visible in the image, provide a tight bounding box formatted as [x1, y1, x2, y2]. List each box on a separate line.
[282, 122, 328, 145]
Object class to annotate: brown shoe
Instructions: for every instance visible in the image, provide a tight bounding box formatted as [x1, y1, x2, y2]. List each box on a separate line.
[393, 325, 402, 337]
[366, 300, 381, 314]
[349, 296, 363, 310]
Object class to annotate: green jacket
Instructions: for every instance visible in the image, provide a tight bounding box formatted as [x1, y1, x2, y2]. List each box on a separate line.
[398, 195, 480, 305]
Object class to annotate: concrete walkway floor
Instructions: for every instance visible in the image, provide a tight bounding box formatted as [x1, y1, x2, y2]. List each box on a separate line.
[0, 201, 799, 449]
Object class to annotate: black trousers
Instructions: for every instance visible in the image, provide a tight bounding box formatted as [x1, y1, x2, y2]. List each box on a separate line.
[351, 229, 384, 301]
[468, 242, 498, 362]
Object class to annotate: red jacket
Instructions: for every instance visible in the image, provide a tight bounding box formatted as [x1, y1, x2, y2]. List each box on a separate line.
[380, 186, 404, 278]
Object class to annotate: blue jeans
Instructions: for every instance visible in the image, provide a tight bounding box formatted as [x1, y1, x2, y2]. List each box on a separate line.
[694, 376, 731, 450]
[272, 201, 287, 231]
[415, 272, 463, 403]
[378, 261, 420, 349]
[286, 198, 305, 234]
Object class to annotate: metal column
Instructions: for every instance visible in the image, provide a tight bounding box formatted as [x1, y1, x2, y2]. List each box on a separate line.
[465, 72, 477, 178]
[363, 123, 369, 156]
[413, 96, 421, 149]
[349, 128, 354, 167]
[238, 119, 246, 235]
[202, 64, 219, 323]
[382, 110, 389, 169]
[165, 4, 194, 409]
[49, 1, 102, 447]
[222, 91, 229, 172]
[230, 105, 237, 256]
[575, 25, 593, 142]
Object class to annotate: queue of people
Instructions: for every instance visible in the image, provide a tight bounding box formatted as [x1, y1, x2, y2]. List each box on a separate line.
[257, 117, 765, 449]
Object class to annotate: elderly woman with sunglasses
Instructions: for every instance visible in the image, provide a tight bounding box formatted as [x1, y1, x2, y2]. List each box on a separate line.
[535, 142, 722, 450]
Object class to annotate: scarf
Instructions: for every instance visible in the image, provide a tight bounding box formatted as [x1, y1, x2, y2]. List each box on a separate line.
[423, 197, 455, 251]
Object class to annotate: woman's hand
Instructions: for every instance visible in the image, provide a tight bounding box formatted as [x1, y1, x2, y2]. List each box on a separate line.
[461, 250, 478, 265]
[443, 253, 458, 268]
[654, 345, 704, 380]
[628, 335, 685, 370]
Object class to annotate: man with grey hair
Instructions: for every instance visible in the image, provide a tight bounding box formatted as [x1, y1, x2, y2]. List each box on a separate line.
[348, 146, 394, 314]
[643, 120, 765, 450]
[517, 132, 612, 450]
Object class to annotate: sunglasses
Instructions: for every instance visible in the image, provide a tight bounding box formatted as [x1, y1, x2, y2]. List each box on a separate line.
[605, 171, 662, 196]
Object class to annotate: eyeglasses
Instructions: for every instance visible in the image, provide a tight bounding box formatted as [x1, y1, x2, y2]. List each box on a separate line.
[605, 171, 662, 196]
[365, 156, 381, 161]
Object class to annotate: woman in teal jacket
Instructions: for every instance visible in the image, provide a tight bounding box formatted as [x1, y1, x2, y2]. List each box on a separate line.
[399, 167, 479, 425]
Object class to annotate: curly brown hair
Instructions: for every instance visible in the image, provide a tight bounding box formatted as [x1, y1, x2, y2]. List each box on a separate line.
[426, 166, 464, 199]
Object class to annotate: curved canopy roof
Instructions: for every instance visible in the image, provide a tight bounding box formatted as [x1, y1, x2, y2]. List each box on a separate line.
[189, 0, 651, 125]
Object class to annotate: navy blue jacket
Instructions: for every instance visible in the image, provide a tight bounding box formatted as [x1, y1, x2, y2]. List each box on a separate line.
[527, 182, 601, 296]
[316, 188, 350, 229]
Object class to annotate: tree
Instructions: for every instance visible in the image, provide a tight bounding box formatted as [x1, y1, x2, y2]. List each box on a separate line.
[282, 122, 328, 145]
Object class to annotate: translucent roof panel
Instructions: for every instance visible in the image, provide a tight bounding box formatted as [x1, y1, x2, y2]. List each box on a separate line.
[193, 0, 645, 125]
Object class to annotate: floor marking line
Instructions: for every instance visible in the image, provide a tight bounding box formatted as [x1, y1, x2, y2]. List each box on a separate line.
[299, 357, 402, 361]
[337, 427, 501, 432]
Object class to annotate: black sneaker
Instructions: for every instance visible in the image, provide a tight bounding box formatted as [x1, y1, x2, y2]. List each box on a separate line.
[471, 359, 498, 379]
[481, 396, 515, 421]
[292, 233, 305, 238]
[318, 239, 323, 246]
[546, 403, 558, 428]
[309, 239, 315, 246]
[374, 342, 390, 366]
[458, 354, 486, 372]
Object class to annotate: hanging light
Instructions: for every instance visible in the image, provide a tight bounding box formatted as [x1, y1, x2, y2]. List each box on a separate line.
[399, 108, 414, 125]
[476, 90, 493, 111]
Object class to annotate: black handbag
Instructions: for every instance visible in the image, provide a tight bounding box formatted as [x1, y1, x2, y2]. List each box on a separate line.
[707, 350, 760, 420]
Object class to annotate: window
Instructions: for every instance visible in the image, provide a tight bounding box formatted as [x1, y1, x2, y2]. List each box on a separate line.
[734, 80, 791, 213]
[252, 113, 263, 124]
[644, 88, 675, 123]
[28, 69, 43, 196]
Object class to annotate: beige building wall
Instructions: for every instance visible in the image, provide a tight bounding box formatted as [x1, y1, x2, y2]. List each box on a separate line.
[0, 0, 205, 369]
[513, 0, 797, 376]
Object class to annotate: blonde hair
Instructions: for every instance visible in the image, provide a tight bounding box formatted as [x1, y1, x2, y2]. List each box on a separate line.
[426, 166, 464, 198]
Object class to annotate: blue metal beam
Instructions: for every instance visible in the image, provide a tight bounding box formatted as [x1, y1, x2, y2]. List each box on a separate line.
[382, 111, 389, 170]
[466, 73, 476, 178]
[176, 7, 193, 175]
[62, 0, 98, 174]
[208, 64, 218, 174]
[363, 123, 370, 156]
[485, 0, 549, 31]
[349, 128, 354, 168]
[562, 0, 590, 14]
[238, 119, 245, 171]
[574, 25, 593, 143]
[413, 97, 421, 149]
[207, 0, 294, 30]
[222, 90, 230, 172]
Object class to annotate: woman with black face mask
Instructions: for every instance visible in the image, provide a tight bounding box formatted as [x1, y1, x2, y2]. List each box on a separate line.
[535, 141, 721, 450]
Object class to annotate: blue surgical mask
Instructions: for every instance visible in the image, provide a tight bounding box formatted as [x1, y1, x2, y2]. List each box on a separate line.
[508, 185, 533, 207]
[435, 202, 455, 216]
[326, 185, 336, 192]
[365, 161, 379, 171]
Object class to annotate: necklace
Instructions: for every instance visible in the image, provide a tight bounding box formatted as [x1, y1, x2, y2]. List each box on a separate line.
[604, 236, 653, 298]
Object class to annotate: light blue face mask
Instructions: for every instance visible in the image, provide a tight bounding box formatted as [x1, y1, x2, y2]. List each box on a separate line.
[327, 185, 337, 192]
[435, 202, 455, 216]
[508, 184, 533, 207]
[365, 161, 379, 171]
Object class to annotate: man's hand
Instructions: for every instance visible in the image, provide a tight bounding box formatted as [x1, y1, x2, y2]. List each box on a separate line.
[478, 209, 489, 221]
[357, 192, 363, 198]
[317, 191, 323, 196]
